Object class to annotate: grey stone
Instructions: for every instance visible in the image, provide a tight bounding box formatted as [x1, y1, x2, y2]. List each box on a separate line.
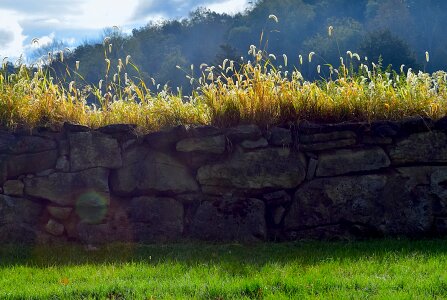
[306, 158, 318, 180]
[197, 148, 307, 191]
[240, 138, 268, 149]
[47, 206, 73, 220]
[299, 131, 356, 143]
[389, 131, 447, 164]
[58, 139, 70, 156]
[316, 147, 390, 177]
[2, 180, 24, 196]
[299, 139, 356, 152]
[45, 219, 65, 236]
[63, 122, 90, 132]
[110, 147, 199, 196]
[190, 197, 266, 241]
[6, 150, 58, 178]
[56, 156, 70, 172]
[69, 131, 122, 172]
[285, 171, 438, 238]
[129, 197, 184, 242]
[24, 168, 110, 206]
[97, 124, 136, 134]
[226, 125, 262, 142]
[144, 125, 188, 150]
[268, 127, 292, 146]
[4, 136, 57, 154]
[0, 195, 43, 225]
[176, 135, 226, 154]
[263, 190, 291, 206]
[36, 169, 55, 177]
[273, 206, 286, 225]
[361, 135, 393, 145]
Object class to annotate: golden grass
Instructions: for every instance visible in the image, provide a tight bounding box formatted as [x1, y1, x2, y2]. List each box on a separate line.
[1, 46, 447, 133]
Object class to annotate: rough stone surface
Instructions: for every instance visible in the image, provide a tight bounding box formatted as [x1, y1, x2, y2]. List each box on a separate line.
[3, 136, 57, 154]
[2, 180, 24, 196]
[45, 219, 65, 236]
[263, 190, 292, 206]
[389, 131, 447, 164]
[268, 127, 292, 146]
[191, 197, 266, 241]
[6, 150, 58, 178]
[226, 125, 262, 142]
[361, 135, 393, 145]
[299, 131, 356, 143]
[24, 168, 110, 206]
[128, 197, 184, 242]
[111, 147, 199, 196]
[285, 170, 441, 238]
[306, 158, 318, 180]
[316, 147, 390, 177]
[299, 139, 356, 152]
[69, 132, 122, 171]
[176, 135, 226, 154]
[47, 206, 73, 220]
[197, 148, 307, 191]
[144, 125, 188, 150]
[240, 138, 268, 149]
[0, 195, 43, 243]
[56, 156, 70, 172]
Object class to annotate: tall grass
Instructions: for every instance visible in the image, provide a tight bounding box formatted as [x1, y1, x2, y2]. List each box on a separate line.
[1, 31, 447, 132]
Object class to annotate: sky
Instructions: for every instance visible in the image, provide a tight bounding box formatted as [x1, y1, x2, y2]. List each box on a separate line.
[0, 0, 250, 61]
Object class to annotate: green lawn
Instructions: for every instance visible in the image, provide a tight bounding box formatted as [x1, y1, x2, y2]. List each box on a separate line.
[1, 240, 447, 299]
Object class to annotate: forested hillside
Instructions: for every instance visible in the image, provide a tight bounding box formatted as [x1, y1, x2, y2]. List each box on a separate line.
[33, 0, 447, 93]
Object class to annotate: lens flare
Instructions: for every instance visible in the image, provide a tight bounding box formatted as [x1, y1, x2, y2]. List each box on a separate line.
[75, 191, 109, 224]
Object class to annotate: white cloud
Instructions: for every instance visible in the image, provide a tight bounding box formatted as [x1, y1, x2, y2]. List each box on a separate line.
[0, 9, 27, 59]
[0, 0, 248, 61]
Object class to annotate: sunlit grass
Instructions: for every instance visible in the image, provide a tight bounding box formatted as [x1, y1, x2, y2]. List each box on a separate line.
[1, 42, 447, 133]
[1, 240, 447, 299]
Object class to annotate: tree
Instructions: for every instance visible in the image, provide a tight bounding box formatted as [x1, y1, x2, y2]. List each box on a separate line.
[359, 30, 420, 70]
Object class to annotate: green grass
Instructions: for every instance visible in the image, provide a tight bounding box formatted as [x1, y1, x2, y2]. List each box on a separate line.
[1, 239, 447, 299]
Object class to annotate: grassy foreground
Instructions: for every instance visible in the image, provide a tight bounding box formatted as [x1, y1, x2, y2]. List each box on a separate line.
[0, 240, 447, 299]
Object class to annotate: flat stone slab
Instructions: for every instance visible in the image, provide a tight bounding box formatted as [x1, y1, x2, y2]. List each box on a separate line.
[110, 147, 199, 196]
[69, 132, 122, 171]
[176, 135, 226, 154]
[24, 168, 110, 206]
[316, 147, 390, 177]
[388, 131, 447, 164]
[197, 148, 307, 191]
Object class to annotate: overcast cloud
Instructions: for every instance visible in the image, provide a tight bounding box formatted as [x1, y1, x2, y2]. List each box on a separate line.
[0, 0, 248, 61]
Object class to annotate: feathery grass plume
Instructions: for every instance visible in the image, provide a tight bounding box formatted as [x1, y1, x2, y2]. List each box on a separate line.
[328, 26, 333, 37]
[283, 54, 288, 67]
[400, 64, 405, 73]
[426, 51, 430, 63]
[308, 52, 315, 63]
[125, 55, 131, 65]
[299, 54, 303, 65]
[75, 61, 80, 70]
[268, 14, 278, 23]
[317, 65, 321, 74]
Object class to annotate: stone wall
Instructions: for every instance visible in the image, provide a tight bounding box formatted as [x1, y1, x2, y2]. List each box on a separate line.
[2, 117, 447, 244]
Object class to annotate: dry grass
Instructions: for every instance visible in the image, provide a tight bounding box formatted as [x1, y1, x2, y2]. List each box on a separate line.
[1, 41, 447, 133]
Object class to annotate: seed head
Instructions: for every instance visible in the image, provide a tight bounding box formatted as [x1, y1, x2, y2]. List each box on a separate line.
[425, 51, 430, 63]
[308, 52, 315, 63]
[328, 26, 333, 37]
[269, 14, 279, 23]
[75, 61, 80, 70]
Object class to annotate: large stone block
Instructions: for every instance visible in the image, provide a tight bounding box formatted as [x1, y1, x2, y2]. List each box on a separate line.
[128, 197, 184, 242]
[316, 147, 390, 177]
[69, 131, 122, 171]
[190, 197, 266, 241]
[197, 148, 307, 191]
[176, 135, 226, 154]
[388, 131, 447, 164]
[5, 150, 58, 178]
[110, 146, 199, 196]
[24, 168, 110, 206]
